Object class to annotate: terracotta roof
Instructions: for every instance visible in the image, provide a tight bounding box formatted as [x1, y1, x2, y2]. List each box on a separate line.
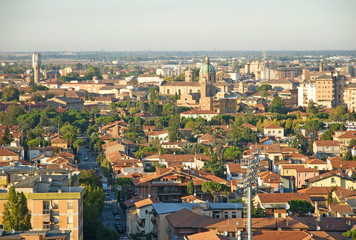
[252, 230, 311, 240]
[0, 148, 18, 157]
[327, 156, 342, 162]
[337, 131, 356, 139]
[330, 160, 356, 169]
[281, 146, 299, 153]
[227, 163, 248, 174]
[258, 171, 281, 183]
[186, 230, 229, 240]
[166, 208, 222, 229]
[307, 231, 347, 240]
[256, 193, 311, 203]
[305, 158, 326, 165]
[206, 217, 308, 232]
[134, 197, 157, 209]
[148, 130, 168, 136]
[264, 124, 283, 129]
[314, 140, 339, 147]
[329, 204, 353, 213]
[298, 187, 352, 196]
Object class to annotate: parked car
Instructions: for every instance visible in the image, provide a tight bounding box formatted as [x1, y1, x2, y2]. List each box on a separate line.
[115, 215, 121, 220]
[113, 209, 119, 215]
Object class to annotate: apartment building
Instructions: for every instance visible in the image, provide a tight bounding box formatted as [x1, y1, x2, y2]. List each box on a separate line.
[315, 75, 347, 108]
[343, 83, 356, 111]
[0, 168, 85, 240]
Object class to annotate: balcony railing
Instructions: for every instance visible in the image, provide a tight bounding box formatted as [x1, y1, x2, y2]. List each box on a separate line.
[43, 209, 51, 214]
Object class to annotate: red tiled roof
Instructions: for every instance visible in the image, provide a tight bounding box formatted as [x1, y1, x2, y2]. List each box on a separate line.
[264, 124, 283, 129]
[314, 140, 339, 147]
[0, 148, 18, 157]
[256, 193, 311, 203]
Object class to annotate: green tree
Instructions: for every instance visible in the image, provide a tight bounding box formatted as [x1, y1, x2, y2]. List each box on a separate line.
[73, 138, 86, 150]
[223, 147, 242, 161]
[2, 186, 31, 231]
[84, 66, 102, 80]
[288, 199, 314, 216]
[2, 86, 20, 101]
[306, 100, 318, 114]
[187, 181, 194, 195]
[320, 129, 333, 140]
[256, 84, 272, 92]
[343, 229, 356, 239]
[80, 170, 102, 188]
[0, 126, 12, 145]
[268, 96, 287, 114]
[201, 181, 230, 203]
[342, 150, 352, 161]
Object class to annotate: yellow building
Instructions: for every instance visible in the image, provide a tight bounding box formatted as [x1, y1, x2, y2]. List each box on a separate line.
[307, 172, 356, 190]
[0, 169, 85, 240]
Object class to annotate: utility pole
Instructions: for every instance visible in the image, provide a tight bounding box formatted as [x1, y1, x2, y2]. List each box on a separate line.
[242, 157, 260, 240]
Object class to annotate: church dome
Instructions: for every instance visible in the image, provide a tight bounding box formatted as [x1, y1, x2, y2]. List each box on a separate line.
[199, 56, 216, 74]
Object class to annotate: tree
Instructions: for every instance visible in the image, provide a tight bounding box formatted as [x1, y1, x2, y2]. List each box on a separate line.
[288, 199, 314, 216]
[73, 138, 86, 150]
[268, 96, 287, 114]
[201, 181, 230, 203]
[342, 150, 352, 161]
[320, 129, 333, 141]
[84, 66, 102, 80]
[306, 100, 318, 114]
[80, 170, 102, 188]
[223, 147, 242, 161]
[0, 126, 12, 145]
[2, 86, 20, 101]
[187, 181, 194, 195]
[257, 84, 272, 92]
[343, 229, 356, 239]
[2, 186, 31, 231]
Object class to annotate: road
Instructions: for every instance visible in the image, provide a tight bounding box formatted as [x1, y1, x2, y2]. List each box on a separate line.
[78, 146, 129, 239]
[78, 146, 98, 171]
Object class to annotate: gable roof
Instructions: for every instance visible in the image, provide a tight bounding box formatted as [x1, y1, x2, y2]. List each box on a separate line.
[256, 193, 311, 203]
[314, 140, 339, 147]
[0, 148, 18, 157]
[264, 124, 283, 129]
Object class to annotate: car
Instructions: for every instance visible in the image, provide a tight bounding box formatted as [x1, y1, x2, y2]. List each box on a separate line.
[115, 215, 121, 220]
[113, 209, 119, 215]
[123, 237, 129, 240]
[117, 226, 124, 233]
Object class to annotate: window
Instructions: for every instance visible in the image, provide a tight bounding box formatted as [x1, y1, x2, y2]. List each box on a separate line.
[67, 201, 73, 210]
[67, 216, 73, 224]
[331, 178, 335, 183]
[232, 212, 237, 218]
[53, 201, 59, 215]
[278, 214, 282, 217]
[145, 210, 148, 214]
[43, 201, 50, 214]
[224, 212, 229, 219]
[286, 170, 290, 174]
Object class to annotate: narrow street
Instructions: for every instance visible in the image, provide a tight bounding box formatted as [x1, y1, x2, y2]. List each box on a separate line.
[78, 146, 129, 239]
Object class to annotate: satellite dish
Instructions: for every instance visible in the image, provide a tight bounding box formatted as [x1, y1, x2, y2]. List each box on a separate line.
[316, 226, 321, 231]
[235, 221, 239, 226]
[289, 211, 292, 215]
[223, 231, 228, 236]
[10, 229, 15, 234]
[308, 212, 311, 216]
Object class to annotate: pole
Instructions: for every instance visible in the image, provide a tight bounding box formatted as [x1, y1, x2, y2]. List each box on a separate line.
[247, 186, 252, 240]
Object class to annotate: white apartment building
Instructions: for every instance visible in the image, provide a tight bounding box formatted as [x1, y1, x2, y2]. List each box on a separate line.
[297, 83, 316, 107]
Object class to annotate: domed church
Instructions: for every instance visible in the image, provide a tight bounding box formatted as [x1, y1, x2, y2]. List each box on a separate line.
[159, 55, 217, 99]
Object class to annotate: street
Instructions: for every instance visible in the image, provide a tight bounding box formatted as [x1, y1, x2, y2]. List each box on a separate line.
[78, 146, 129, 239]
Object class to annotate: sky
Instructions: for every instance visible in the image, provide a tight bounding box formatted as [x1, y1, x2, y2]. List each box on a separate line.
[0, 0, 355, 52]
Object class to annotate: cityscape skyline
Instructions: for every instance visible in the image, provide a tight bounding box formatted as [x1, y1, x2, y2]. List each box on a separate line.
[1, 0, 356, 52]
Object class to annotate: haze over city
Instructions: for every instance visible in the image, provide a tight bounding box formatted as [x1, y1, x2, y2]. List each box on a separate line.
[1, 0, 356, 52]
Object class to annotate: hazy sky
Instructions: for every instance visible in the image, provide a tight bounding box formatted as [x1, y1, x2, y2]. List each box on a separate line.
[1, 0, 355, 51]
